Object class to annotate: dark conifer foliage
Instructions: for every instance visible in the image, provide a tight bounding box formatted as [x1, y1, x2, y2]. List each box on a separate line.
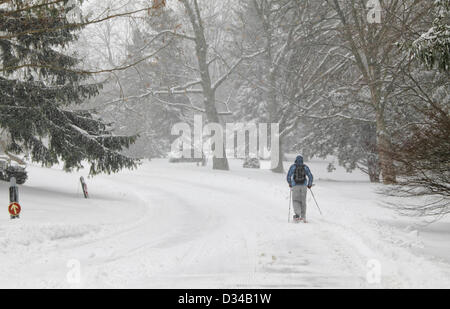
[0, 0, 138, 175]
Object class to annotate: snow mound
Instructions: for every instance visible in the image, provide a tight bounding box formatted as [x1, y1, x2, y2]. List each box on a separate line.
[0, 224, 100, 250]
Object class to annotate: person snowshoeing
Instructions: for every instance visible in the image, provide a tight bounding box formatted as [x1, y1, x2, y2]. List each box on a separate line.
[287, 155, 313, 223]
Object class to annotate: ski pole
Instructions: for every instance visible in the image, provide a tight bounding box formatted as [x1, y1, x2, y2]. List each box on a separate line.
[309, 188, 323, 216]
[288, 188, 292, 223]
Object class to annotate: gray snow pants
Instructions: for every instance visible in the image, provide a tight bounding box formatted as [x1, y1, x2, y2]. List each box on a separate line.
[292, 185, 307, 219]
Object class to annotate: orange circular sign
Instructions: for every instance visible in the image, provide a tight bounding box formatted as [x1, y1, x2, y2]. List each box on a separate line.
[8, 203, 21, 216]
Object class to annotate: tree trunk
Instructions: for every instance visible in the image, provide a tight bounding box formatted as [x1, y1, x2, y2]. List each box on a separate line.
[271, 137, 284, 173]
[203, 88, 229, 171]
[376, 111, 396, 184]
[367, 156, 381, 183]
[212, 155, 229, 170]
[183, 0, 229, 171]
[370, 75, 396, 184]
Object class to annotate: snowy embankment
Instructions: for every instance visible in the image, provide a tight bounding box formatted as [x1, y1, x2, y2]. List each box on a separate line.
[0, 158, 449, 288]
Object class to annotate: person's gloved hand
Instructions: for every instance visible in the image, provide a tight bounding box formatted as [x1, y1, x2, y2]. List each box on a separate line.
[307, 185, 312, 189]
[289, 184, 292, 188]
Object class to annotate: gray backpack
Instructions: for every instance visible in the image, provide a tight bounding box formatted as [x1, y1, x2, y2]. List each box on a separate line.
[294, 164, 306, 183]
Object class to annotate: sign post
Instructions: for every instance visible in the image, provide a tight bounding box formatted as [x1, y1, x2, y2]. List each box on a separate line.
[8, 202, 21, 218]
[80, 177, 89, 199]
[9, 177, 21, 219]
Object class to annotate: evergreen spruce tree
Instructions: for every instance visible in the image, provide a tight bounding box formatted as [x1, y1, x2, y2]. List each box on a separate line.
[412, 0, 449, 72]
[384, 0, 450, 214]
[0, 0, 138, 175]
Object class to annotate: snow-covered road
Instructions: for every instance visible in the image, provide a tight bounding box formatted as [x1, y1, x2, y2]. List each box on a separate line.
[0, 159, 449, 288]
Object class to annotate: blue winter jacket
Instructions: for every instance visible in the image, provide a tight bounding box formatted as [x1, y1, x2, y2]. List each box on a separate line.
[286, 156, 313, 187]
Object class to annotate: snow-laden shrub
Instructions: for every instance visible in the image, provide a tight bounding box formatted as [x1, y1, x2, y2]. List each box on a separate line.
[243, 157, 261, 169]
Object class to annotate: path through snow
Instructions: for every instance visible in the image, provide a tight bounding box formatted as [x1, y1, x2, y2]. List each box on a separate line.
[0, 159, 449, 288]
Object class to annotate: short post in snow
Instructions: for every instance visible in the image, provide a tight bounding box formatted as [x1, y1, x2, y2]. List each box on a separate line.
[80, 177, 89, 199]
[8, 177, 21, 219]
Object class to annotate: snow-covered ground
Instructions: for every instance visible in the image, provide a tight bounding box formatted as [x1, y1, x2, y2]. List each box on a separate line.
[0, 158, 449, 288]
